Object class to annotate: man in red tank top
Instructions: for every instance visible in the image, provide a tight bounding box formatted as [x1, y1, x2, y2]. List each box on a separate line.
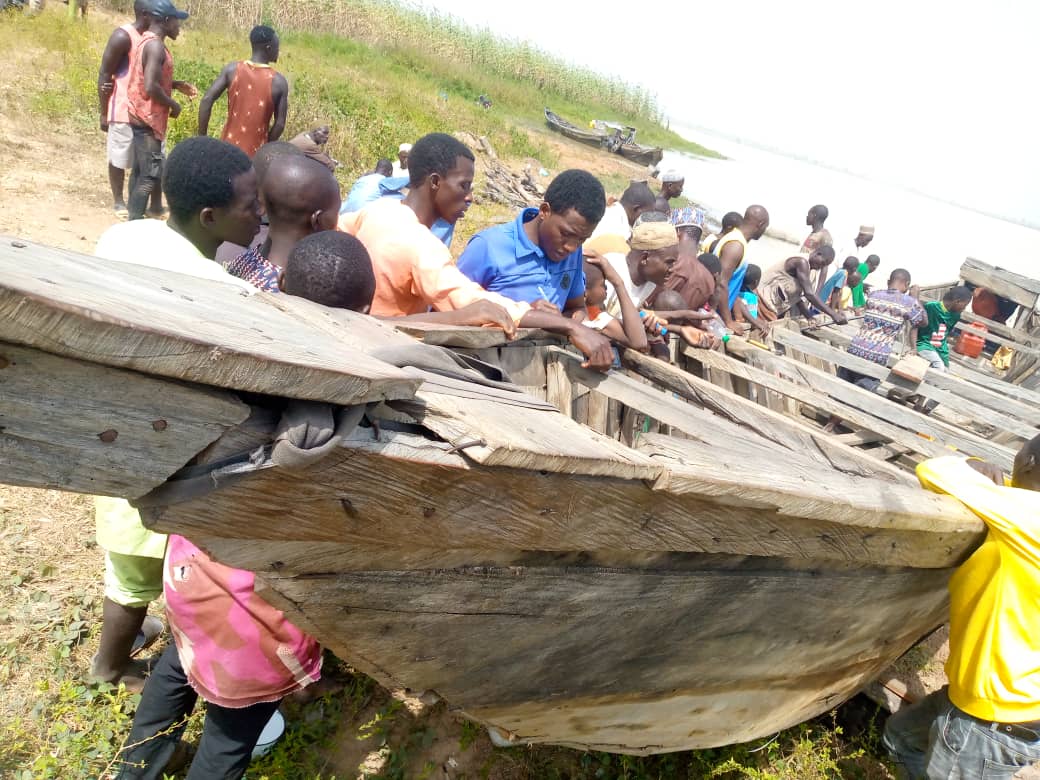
[125, 0, 196, 221]
[197, 26, 289, 158]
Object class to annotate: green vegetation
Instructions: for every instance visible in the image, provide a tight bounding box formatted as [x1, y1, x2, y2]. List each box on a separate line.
[12, 0, 717, 190]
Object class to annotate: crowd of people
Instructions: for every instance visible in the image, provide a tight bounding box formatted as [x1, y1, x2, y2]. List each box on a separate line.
[86, 3, 1040, 778]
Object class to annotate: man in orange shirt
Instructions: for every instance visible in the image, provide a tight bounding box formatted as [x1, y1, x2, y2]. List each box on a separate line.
[340, 133, 613, 370]
[197, 25, 289, 158]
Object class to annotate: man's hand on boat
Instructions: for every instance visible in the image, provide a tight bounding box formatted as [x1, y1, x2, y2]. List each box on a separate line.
[567, 324, 615, 371]
[453, 300, 518, 337]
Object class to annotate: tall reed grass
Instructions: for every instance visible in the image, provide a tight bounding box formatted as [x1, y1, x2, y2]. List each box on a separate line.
[163, 0, 661, 121]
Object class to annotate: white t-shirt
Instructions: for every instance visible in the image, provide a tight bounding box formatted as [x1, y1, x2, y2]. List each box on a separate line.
[582, 310, 615, 331]
[391, 161, 407, 178]
[95, 219, 257, 293]
[602, 251, 656, 316]
[589, 202, 631, 243]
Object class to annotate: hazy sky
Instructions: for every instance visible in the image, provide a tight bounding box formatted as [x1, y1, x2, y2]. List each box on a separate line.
[416, 0, 1040, 227]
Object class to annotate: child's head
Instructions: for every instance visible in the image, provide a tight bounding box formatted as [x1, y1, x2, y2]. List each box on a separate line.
[697, 252, 722, 281]
[263, 155, 342, 234]
[653, 289, 687, 311]
[583, 259, 608, 309]
[282, 232, 376, 313]
[720, 211, 742, 234]
[888, 268, 912, 293]
[742, 263, 761, 292]
[943, 285, 973, 313]
[865, 253, 881, 272]
[842, 255, 859, 273]
[846, 271, 863, 289]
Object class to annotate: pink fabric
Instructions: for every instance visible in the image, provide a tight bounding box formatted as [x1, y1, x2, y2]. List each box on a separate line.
[164, 534, 322, 708]
[108, 23, 144, 124]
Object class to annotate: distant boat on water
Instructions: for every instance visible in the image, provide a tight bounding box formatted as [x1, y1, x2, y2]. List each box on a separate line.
[544, 107, 663, 167]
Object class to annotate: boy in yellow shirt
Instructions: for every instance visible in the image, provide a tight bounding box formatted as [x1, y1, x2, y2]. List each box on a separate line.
[883, 433, 1040, 779]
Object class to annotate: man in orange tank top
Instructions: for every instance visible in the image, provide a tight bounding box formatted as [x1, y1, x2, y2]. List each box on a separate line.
[197, 26, 289, 158]
[126, 0, 196, 220]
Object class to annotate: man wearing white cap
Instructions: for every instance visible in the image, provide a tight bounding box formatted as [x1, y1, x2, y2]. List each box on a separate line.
[392, 142, 412, 177]
[654, 170, 684, 214]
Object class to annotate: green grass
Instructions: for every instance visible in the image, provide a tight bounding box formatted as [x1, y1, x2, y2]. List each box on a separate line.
[7, 0, 716, 193]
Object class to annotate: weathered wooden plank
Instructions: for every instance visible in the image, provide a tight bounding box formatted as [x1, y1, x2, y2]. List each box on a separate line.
[834, 431, 890, 446]
[392, 385, 661, 481]
[752, 331, 1017, 469]
[961, 257, 1040, 309]
[687, 346, 948, 461]
[545, 353, 574, 416]
[598, 348, 914, 484]
[392, 322, 555, 349]
[586, 390, 610, 435]
[0, 237, 419, 405]
[495, 344, 550, 391]
[144, 419, 982, 571]
[773, 329, 1037, 443]
[0, 342, 247, 497]
[818, 324, 1040, 412]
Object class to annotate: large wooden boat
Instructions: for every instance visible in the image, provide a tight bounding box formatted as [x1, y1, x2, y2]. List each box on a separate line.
[545, 108, 664, 167]
[5, 239, 1038, 754]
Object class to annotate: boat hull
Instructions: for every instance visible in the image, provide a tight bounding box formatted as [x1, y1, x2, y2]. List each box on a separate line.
[185, 534, 951, 754]
[142, 428, 972, 754]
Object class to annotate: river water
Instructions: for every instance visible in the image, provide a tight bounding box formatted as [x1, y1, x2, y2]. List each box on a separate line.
[662, 127, 1040, 287]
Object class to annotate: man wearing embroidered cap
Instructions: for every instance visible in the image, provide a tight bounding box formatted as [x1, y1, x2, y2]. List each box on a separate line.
[197, 25, 289, 158]
[125, 0, 196, 220]
[392, 142, 412, 177]
[654, 169, 685, 214]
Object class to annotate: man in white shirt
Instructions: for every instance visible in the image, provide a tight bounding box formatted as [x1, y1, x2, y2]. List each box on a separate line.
[96, 136, 261, 293]
[90, 136, 262, 692]
[391, 142, 411, 178]
[589, 180, 656, 243]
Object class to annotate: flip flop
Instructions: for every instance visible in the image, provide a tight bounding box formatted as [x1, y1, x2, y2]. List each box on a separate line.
[130, 615, 165, 656]
[114, 206, 129, 220]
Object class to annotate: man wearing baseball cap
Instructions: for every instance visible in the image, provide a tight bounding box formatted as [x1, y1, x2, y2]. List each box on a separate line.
[391, 141, 411, 177]
[125, 0, 196, 220]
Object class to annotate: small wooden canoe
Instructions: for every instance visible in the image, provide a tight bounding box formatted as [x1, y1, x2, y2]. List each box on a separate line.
[0, 237, 989, 754]
[545, 108, 663, 167]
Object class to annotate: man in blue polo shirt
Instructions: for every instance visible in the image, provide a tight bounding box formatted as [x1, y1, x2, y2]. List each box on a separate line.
[456, 169, 615, 371]
[457, 169, 604, 316]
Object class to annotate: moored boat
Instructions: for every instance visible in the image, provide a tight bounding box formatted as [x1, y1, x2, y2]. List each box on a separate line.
[546, 107, 664, 167]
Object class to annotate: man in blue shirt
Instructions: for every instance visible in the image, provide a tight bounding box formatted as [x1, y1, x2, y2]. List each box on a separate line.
[457, 169, 604, 317]
[456, 168, 615, 370]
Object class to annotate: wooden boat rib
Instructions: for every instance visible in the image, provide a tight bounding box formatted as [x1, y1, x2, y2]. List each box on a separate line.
[3, 237, 1026, 754]
[545, 107, 664, 167]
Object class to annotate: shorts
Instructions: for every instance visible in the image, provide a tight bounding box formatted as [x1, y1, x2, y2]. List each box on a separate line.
[104, 550, 164, 607]
[107, 122, 134, 169]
